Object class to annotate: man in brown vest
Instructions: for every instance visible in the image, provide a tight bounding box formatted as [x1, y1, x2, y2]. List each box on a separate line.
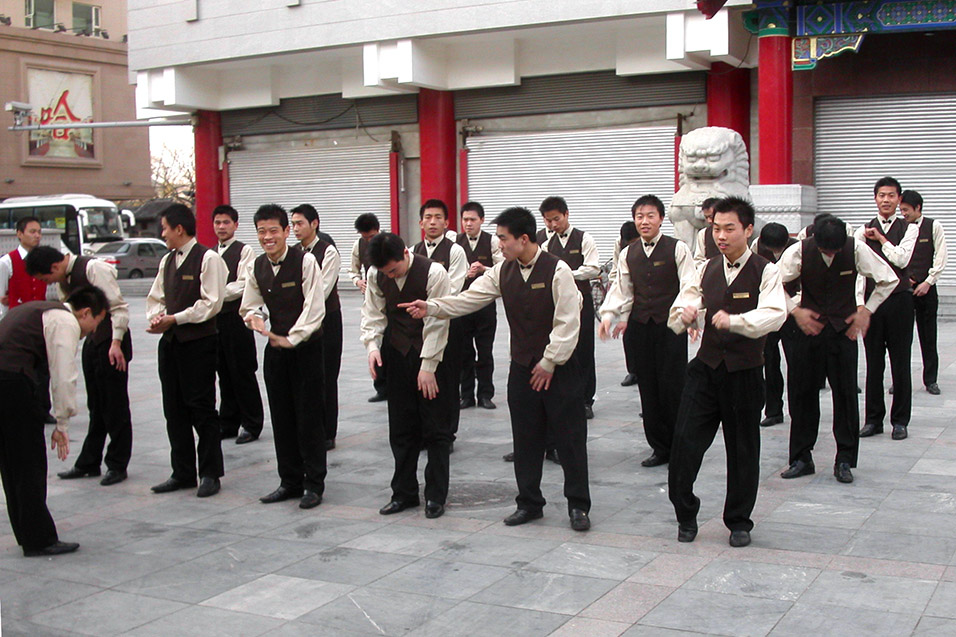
[401, 207, 592, 531]
[611, 221, 641, 388]
[599, 195, 695, 468]
[0, 285, 108, 556]
[291, 204, 342, 450]
[668, 197, 787, 548]
[213, 205, 264, 445]
[242, 204, 328, 509]
[25, 246, 133, 486]
[538, 196, 600, 420]
[455, 201, 502, 410]
[777, 215, 898, 484]
[900, 190, 947, 396]
[693, 197, 720, 268]
[350, 213, 388, 402]
[146, 204, 227, 498]
[855, 177, 918, 440]
[361, 233, 453, 519]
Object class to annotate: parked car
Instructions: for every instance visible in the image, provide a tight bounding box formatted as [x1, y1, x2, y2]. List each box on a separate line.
[95, 238, 170, 279]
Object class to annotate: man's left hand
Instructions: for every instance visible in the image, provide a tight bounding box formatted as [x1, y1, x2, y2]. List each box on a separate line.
[146, 314, 176, 334]
[418, 370, 439, 399]
[267, 334, 294, 349]
[711, 310, 732, 331]
[51, 429, 69, 461]
[108, 340, 127, 371]
[914, 281, 932, 297]
[530, 363, 553, 392]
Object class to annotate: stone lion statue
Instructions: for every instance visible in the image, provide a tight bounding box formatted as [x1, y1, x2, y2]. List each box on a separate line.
[669, 126, 751, 252]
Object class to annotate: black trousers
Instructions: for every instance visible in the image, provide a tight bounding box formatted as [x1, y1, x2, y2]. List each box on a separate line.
[668, 359, 763, 532]
[35, 365, 52, 420]
[622, 331, 636, 375]
[787, 324, 859, 467]
[322, 309, 343, 442]
[263, 337, 327, 494]
[864, 292, 913, 427]
[446, 318, 464, 435]
[626, 318, 686, 457]
[507, 358, 590, 515]
[75, 334, 133, 472]
[384, 342, 454, 504]
[0, 372, 58, 550]
[578, 298, 596, 406]
[459, 302, 497, 401]
[158, 334, 224, 482]
[914, 286, 939, 387]
[216, 311, 264, 437]
[763, 317, 796, 419]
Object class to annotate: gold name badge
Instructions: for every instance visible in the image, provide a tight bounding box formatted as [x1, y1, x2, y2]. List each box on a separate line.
[281, 281, 296, 288]
[920, 238, 930, 243]
[732, 292, 750, 299]
[569, 249, 581, 254]
[840, 270, 854, 276]
[653, 261, 665, 266]
[531, 282, 546, 290]
[181, 275, 195, 281]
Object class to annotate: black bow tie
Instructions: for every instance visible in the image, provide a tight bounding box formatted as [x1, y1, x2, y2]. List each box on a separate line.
[427, 242, 437, 248]
[880, 218, 893, 225]
[468, 236, 478, 242]
[644, 242, 655, 248]
[519, 263, 534, 270]
[177, 250, 184, 256]
[726, 261, 741, 269]
[220, 244, 227, 249]
[559, 233, 569, 239]
[271, 260, 282, 267]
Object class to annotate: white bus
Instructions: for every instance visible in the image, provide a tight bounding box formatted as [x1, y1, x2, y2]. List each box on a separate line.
[0, 194, 134, 255]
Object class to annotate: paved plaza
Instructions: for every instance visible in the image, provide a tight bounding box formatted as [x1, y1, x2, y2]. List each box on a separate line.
[2, 291, 956, 636]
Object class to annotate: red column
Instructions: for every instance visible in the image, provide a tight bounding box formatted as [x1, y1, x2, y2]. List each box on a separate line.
[757, 36, 793, 184]
[707, 62, 751, 151]
[389, 151, 401, 235]
[193, 110, 224, 246]
[418, 88, 458, 231]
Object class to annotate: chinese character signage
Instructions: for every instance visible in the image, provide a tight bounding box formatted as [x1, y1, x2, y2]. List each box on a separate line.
[26, 68, 95, 159]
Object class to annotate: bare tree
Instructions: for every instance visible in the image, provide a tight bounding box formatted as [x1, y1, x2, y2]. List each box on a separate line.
[151, 144, 195, 202]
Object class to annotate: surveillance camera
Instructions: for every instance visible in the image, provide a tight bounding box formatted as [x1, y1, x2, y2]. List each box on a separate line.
[4, 101, 33, 112]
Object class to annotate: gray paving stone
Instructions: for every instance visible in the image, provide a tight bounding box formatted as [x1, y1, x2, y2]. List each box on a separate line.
[277, 546, 418, 585]
[798, 570, 937, 614]
[428, 530, 561, 568]
[525, 541, 656, 580]
[201, 573, 354, 620]
[371, 557, 510, 600]
[771, 601, 920, 636]
[28, 590, 187, 636]
[408, 601, 570, 637]
[124, 606, 284, 636]
[639, 588, 792, 637]
[684, 559, 819, 602]
[750, 522, 855, 555]
[842, 530, 956, 565]
[924, 580, 956, 619]
[0, 571, 102, 619]
[297, 587, 456, 634]
[469, 570, 618, 615]
[915, 616, 956, 635]
[339, 523, 470, 557]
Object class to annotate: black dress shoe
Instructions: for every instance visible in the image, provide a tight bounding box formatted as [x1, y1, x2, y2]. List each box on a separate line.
[584, 404, 594, 420]
[379, 499, 420, 515]
[151, 477, 196, 493]
[677, 525, 698, 543]
[220, 429, 238, 439]
[57, 466, 101, 480]
[299, 491, 322, 509]
[892, 424, 908, 440]
[23, 541, 80, 557]
[368, 392, 387, 403]
[502, 452, 515, 462]
[641, 453, 668, 468]
[260, 486, 303, 503]
[570, 509, 590, 531]
[100, 469, 127, 486]
[503, 509, 543, 526]
[859, 423, 883, 437]
[197, 477, 221, 498]
[760, 415, 784, 427]
[235, 429, 258, 445]
[545, 448, 561, 465]
[927, 383, 941, 395]
[425, 501, 445, 519]
[834, 462, 854, 483]
[621, 373, 638, 387]
[477, 397, 497, 410]
[325, 439, 336, 451]
[729, 530, 751, 547]
[780, 459, 815, 479]
[459, 397, 476, 409]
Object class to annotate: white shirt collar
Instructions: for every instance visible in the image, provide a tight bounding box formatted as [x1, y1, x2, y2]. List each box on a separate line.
[726, 248, 752, 270]
[219, 237, 236, 250]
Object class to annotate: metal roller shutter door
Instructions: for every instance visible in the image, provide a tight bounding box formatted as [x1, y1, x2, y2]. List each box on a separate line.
[228, 143, 392, 271]
[466, 126, 677, 269]
[815, 93, 956, 288]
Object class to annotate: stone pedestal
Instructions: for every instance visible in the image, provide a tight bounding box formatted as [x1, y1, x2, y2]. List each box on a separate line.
[750, 184, 817, 234]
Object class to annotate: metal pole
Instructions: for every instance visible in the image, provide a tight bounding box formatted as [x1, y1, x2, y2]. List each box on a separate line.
[8, 118, 192, 131]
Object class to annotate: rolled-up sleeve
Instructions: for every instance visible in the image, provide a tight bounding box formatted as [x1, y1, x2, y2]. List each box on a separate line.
[43, 309, 81, 432]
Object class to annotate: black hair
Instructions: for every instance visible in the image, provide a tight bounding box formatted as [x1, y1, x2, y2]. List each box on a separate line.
[631, 194, 665, 217]
[15, 216, 40, 233]
[701, 197, 720, 211]
[461, 201, 485, 219]
[24, 245, 65, 276]
[873, 176, 902, 196]
[759, 222, 790, 250]
[253, 204, 288, 229]
[539, 196, 568, 215]
[290, 204, 319, 225]
[419, 199, 448, 220]
[160, 203, 197, 237]
[901, 189, 923, 211]
[65, 284, 109, 318]
[620, 221, 639, 244]
[814, 215, 848, 251]
[212, 205, 238, 223]
[712, 197, 755, 228]
[367, 232, 406, 268]
[354, 213, 380, 233]
[493, 207, 536, 242]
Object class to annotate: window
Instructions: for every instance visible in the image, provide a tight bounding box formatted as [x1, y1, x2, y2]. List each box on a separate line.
[25, 0, 55, 29]
[72, 3, 101, 36]
[137, 244, 154, 257]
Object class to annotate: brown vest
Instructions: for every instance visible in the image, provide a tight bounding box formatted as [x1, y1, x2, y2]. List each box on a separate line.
[500, 251, 560, 368]
[300, 240, 341, 314]
[908, 217, 936, 284]
[219, 241, 245, 315]
[702, 226, 720, 259]
[456, 231, 494, 290]
[163, 243, 218, 342]
[253, 247, 310, 339]
[358, 236, 372, 274]
[61, 256, 113, 345]
[626, 235, 681, 324]
[378, 254, 431, 356]
[864, 217, 911, 299]
[697, 254, 770, 372]
[0, 301, 69, 383]
[413, 236, 453, 272]
[800, 236, 858, 331]
[546, 228, 592, 300]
